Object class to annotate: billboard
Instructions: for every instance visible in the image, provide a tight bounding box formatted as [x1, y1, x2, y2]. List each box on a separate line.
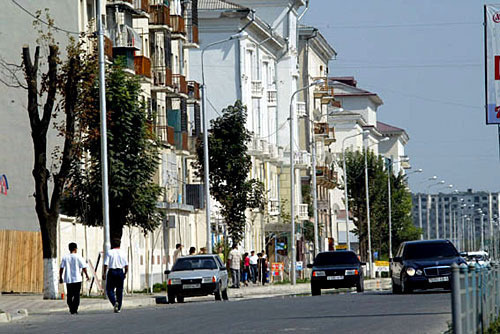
[485, 5, 500, 124]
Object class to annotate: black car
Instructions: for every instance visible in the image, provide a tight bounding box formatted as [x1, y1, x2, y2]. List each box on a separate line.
[390, 239, 466, 294]
[308, 250, 365, 296]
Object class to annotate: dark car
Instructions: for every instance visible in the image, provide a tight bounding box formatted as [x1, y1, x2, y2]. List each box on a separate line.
[308, 250, 365, 296]
[165, 255, 229, 303]
[390, 239, 466, 294]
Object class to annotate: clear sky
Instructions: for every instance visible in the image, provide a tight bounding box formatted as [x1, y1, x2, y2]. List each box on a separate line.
[302, 0, 499, 194]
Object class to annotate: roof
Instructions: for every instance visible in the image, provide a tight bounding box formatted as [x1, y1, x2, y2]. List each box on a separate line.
[377, 121, 404, 133]
[403, 239, 452, 245]
[198, 0, 247, 10]
[329, 78, 383, 106]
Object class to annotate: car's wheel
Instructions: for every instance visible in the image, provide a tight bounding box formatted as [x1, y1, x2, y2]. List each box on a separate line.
[168, 292, 176, 304]
[311, 284, 321, 296]
[214, 282, 222, 301]
[356, 277, 364, 293]
[401, 274, 413, 294]
[176, 295, 184, 303]
[222, 287, 229, 301]
[392, 278, 402, 294]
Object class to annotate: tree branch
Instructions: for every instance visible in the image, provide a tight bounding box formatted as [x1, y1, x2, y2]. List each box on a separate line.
[41, 45, 58, 130]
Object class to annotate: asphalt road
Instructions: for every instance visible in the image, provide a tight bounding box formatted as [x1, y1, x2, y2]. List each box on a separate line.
[0, 290, 451, 334]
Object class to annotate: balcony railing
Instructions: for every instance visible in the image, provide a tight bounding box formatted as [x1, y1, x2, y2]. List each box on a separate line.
[267, 90, 277, 105]
[172, 74, 187, 94]
[110, 25, 142, 50]
[316, 166, 338, 188]
[149, 3, 170, 26]
[296, 204, 309, 221]
[187, 24, 199, 45]
[134, 55, 151, 78]
[170, 15, 185, 35]
[156, 125, 175, 146]
[251, 80, 263, 97]
[152, 66, 173, 87]
[314, 122, 328, 136]
[296, 102, 306, 117]
[187, 81, 200, 100]
[268, 199, 280, 216]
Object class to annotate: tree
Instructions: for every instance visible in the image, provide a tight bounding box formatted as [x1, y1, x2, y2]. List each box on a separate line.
[194, 101, 264, 246]
[62, 58, 163, 241]
[342, 150, 420, 261]
[0, 27, 88, 298]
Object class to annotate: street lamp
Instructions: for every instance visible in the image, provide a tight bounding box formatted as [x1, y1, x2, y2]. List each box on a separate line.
[364, 135, 389, 278]
[426, 180, 445, 239]
[386, 156, 413, 259]
[341, 131, 369, 251]
[436, 184, 453, 239]
[200, 31, 247, 253]
[289, 79, 324, 285]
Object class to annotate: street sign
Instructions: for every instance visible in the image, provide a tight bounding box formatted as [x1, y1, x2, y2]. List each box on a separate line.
[296, 261, 303, 271]
[375, 261, 390, 267]
[271, 262, 284, 276]
[336, 244, 348, 250]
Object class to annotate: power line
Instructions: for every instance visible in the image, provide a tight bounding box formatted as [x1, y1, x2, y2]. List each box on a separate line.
[334, 63, 481, 69]
[313, 21, 479, 30]
[11, 0, 80, 35]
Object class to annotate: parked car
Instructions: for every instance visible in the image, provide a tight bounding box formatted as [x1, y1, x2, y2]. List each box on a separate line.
[462, 251, 490, 268]
[308, 250, 365, 296]
[390, 239, 466, 294]
[165, 255, 229, 303]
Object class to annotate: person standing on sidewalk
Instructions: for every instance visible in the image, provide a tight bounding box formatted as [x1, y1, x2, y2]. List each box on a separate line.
[249, 251, 258, 284]
[228, 245, 241, 288]
[59, 242, 90, 315]
[242, 252, 250, 286]
[102, 239, 128, 313]
[173, 244, 183, 264]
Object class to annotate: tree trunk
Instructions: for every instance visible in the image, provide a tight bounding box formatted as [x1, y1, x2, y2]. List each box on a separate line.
[40, 214, 58, 299]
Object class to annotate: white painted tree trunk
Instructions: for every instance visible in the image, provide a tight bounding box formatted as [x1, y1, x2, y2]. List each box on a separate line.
[43, 258, 58, 299]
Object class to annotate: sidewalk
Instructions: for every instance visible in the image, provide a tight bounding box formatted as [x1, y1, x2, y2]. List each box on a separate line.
[0, 278, 391, 321]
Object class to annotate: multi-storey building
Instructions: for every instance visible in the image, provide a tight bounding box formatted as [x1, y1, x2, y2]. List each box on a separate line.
[412, 190, 500, 250]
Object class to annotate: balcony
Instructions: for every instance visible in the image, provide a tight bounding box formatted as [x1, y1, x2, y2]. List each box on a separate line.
[296, 102, 306, 117]
[251, 80, 263, 98]
[134, 55, 151, 78]
[314, 122, 329, 137]
[268, 199, 280, 216]
[152, 66, 173, 90]
[313, 77, 335, 104]
[316, 166, 338, 189]
[133, 0, 149, 16]
[104, 35, 114, 59]
[149, 3, 170, 28]
[247, 137, 260, 155]
[267, 89, 277, 106]
[110, 25, 142, 50]
[283, 150, 311, 168]
[186, 24, 199, 46]
[187, 81, 200, 101]
[156, 125, 175, 146]
[172, 74, 188, 95]
[296, 204, 309, 221]
[170, 15, 186, 36]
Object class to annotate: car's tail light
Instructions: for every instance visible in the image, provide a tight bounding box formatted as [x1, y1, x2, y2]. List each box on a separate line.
[212, 276, 216, 283]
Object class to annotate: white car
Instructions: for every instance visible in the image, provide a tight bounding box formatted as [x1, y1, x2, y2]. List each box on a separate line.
[463, 251, 490, 268]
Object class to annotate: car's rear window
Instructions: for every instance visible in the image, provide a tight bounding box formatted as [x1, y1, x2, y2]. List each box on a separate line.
[404, 242, 458, 260]
[172, 257, 217, 271]
[314, 252, 359, 266]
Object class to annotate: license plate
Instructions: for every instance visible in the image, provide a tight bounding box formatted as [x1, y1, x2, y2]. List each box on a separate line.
[183, 284, 200, 289]
[428, 276, 449, 283]
[327, 276, 344, 280]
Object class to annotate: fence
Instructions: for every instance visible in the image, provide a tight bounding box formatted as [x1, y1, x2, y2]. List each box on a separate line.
[451, 262, 500, 333]
[0, 230, 44, 293]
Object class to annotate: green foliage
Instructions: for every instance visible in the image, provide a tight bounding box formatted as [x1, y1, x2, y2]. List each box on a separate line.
[62, 57, 163, 240]
[194, 101, 264, 246]
[342, 150, 421, 260]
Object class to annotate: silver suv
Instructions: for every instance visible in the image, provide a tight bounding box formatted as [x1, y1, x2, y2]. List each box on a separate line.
[165, 255, 229, 303]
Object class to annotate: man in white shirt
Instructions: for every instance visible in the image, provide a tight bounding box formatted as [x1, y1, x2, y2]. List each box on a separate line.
[102, 239, 128, 313]
[228, 245, 242, 288]
[59, 242, 89, 314]
[249, 251, 258, 284]
[173, 243, 183, 264]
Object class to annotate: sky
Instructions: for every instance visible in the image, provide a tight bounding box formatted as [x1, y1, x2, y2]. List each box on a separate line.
[302, 0, 499, 194]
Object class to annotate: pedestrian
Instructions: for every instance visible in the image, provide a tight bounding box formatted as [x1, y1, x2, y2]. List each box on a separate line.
[198, 247, 207, 254]
[59, 242, 90, 315]
[173, 243, 183, 263]
[102, 238, 128, 313]
[257, 253, 268, 285]
[261, 250, 267, 259]
[228, 245, 241, 288]
[242, 252, 250, 286]
[189, 246, 196, 255]
[249, 250, 258, 284]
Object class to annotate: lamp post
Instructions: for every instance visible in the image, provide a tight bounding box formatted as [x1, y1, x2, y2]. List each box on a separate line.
[289, 80, 324, 285]
[363, 135, 388, 278]
[201, 32, 247, 253]
[386, 157, 414, 258]
[341, 131, 368, 251]
[418, 176, 436, 240]
[437, 184, 453, 239]
[427, 180, 445, 239]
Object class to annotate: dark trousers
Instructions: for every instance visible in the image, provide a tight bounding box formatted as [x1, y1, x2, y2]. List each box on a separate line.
[250, 264, 258, 283]
[231, 269, 240, 288]
[106, 269, 125, 309]
[66, 282, 81, 314]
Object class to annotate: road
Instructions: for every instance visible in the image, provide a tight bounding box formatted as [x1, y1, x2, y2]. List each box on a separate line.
[0, 290, 451, 334]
